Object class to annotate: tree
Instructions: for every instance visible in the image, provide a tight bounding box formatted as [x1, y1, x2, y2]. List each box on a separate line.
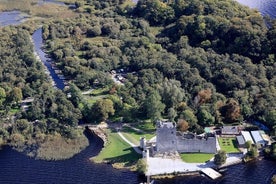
[177, 119, 189, 132]
[197, 108, 215, 126]
[0, 87, 6, 107]
[136, 158, 147, 174]
[168, 107, 177, 122]
[247, 145, 259, 159]
[245, 140, 252, 149]
[181, 109, 198, 127]
[220, 99, 241, 123]
[194, 88, 212, 106]
[92, 99, 115, 121]
[9, 87, 23, 104]
[67, 83, 83, 108]
[265, 110, 276, 128]
[144, 90, 165, 122]
[214, 150, 227, 165]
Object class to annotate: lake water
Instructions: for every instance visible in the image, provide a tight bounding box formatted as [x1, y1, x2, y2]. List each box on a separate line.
[0, 133, 140, 184]
[0, 11, 29, 27]
[236, 0, 276, 19]
[32, 28, 65, 90]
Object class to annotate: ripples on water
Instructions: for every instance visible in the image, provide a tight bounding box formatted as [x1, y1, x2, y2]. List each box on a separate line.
[0, 133, 140, 184]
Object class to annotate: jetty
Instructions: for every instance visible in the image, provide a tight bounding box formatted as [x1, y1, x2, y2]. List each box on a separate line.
[201, 168, 222, 179]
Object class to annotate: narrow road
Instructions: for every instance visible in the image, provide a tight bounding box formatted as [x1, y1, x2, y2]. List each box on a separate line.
[117, 132, 142, 154]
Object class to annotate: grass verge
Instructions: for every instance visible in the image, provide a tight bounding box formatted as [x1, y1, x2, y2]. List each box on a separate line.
[180, 153, 214, 163]
[218, 137, 240, 153]
[121, 126, 155, 144]
[92, 129, 141, 168]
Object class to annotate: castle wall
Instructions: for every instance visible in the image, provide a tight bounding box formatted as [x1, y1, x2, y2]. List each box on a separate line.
[176, 137, 217, 153]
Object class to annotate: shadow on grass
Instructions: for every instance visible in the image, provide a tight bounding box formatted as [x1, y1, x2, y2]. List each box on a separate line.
[232, 139, 239, 148]
[104, 147, 141, 167]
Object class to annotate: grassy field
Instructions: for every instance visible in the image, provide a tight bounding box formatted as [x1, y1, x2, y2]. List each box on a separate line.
[218, 137, 240, 153]
[180, 153, 214, 163]
[121, 126, 155, 145]
[92, 130, 141, 167]
[133, 120, 156, 133]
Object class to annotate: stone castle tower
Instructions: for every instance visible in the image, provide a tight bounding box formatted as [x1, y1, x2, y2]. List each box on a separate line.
[156, 121, 177, 153]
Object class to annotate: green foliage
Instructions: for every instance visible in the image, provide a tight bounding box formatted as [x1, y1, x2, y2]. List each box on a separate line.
[91, 99, 115, 121]
[143, 90, 165, 122]
[197, 108, 215, 126]
[245, 144, 259, 160]
[136, 158, 147, 174]
[214, 150, 227, 165]
[135, 0, 175, 25]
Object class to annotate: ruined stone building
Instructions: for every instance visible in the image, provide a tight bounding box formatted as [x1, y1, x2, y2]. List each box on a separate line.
[156, 121, 217, 154]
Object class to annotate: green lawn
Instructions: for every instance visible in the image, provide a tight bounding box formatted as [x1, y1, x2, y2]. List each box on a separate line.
[218, 137, 240, 153]
[180, 153, 214, 163]
[121, 126, 155, 145]
[133, 120, 156, 133]
[92, 130, 140, 166]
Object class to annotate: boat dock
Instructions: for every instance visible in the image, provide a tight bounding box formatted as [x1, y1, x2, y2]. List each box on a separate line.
[201, 168, 222, 180]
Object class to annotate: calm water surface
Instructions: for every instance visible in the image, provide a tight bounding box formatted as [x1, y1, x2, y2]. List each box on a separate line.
[0, 134, 140, 184]
[0, 11, 29, 27]
[236, 0, 276, 18]
[32, 28, 65, 90]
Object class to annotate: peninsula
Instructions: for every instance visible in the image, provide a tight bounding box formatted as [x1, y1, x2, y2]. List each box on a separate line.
[0, 0, 275, 183]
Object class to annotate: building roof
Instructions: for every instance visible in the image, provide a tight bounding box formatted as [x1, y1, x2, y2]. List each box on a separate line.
[251, 131, 265, 144]
[236, 135, 245, 145]
[221, 126, 240, 135]
[241, 131, 254, 143]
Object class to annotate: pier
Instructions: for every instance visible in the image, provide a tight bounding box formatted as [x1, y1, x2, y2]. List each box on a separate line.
[201, 168, 222, 180]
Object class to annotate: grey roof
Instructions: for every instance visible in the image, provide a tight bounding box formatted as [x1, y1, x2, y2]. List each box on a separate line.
[251, 131, 266, 145]
[241, 131, 254, 143]
[236, 135, 245, 145]
[221, 126, 240, 134]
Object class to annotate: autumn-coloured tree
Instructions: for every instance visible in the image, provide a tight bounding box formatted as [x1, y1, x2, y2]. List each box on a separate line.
[194, 88, 212, 106]
[220, 99, 241, 123]
[177, 119, 189, 132]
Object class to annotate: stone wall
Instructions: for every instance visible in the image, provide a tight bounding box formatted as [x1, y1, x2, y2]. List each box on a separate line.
[155, 121, 217, 154]
[156, 121, 177, 152]
[176, 136, 217, 153]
